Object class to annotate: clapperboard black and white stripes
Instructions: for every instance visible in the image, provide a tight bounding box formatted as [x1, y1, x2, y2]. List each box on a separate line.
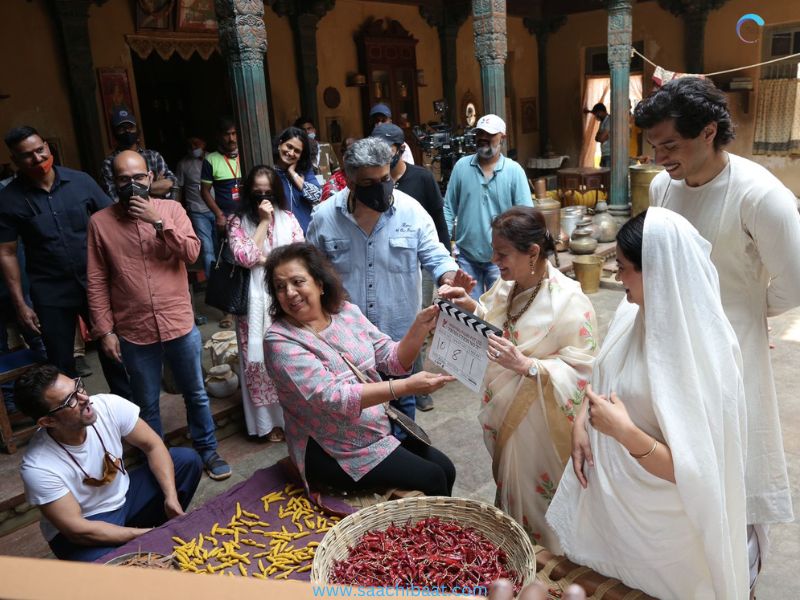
[428, 299, 502, 392]
[433, 299, 502, 338]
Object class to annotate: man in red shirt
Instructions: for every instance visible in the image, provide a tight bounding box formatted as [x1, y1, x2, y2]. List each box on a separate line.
[87, 151, 230, 481]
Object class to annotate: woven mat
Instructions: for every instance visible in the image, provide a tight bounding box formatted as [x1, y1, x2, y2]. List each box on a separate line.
[98, 461, 353, 581]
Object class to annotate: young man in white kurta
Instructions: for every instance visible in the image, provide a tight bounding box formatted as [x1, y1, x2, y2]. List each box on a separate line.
[636, 77, 800, 540]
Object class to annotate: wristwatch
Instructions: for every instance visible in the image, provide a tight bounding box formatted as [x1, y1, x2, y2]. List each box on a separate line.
[527, 360, 539, 379]
[153, 220, 164, 233]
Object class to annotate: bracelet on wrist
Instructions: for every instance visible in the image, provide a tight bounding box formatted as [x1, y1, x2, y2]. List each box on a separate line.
[388, 379, 399, 401]
[629, 437, 658, 460]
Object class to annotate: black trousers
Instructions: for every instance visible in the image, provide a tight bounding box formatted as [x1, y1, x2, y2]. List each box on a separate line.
[305, 437, 456, 497]
[35, 301, 131, 399]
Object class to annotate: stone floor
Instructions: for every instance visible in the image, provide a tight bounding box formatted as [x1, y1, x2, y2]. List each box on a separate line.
[1, 285, 797, 598]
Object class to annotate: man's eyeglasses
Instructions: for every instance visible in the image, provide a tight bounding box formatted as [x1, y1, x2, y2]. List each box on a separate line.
[48, 377, 86, 415]
[114, 173, 149, 186]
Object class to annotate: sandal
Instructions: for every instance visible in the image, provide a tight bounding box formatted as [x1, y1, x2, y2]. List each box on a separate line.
[218, 314, 234, 328]
[267, 427, 285, 443]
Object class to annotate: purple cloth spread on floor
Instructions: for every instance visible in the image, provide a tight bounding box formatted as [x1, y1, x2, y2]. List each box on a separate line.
[98, 462, 352, 581]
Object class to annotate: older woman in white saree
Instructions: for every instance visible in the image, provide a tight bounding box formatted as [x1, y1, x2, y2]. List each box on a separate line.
[440, 207, 597, 552]
[546, 208, 749, 599]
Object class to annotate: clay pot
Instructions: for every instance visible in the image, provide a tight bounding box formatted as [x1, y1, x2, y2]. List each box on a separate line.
[205, 364, 239, 398]
[205, 330, 239, 374]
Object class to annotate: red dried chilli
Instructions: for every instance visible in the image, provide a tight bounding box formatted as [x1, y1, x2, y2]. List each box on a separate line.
[329, 517, 522, 595]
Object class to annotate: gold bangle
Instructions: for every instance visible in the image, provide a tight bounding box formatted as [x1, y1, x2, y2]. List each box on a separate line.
[630, 437, 658, 460]
[388, 380, 398, 401]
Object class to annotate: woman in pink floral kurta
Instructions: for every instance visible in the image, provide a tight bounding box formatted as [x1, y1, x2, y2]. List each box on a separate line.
[263, 242, 456, 495]
[227, 165, 303, 440]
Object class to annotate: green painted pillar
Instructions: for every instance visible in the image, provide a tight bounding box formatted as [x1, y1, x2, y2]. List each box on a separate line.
[472, 0, 507, 120]
[215, 0, 273, 172]
[607, 0, 632, 215]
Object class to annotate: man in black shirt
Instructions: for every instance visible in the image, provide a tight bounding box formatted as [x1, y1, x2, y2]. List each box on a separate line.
[0, 126, 130, 398]
[371, 123, 449, 412]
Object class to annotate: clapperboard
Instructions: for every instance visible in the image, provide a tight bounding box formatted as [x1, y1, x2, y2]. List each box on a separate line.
[429, 299, 502, 392]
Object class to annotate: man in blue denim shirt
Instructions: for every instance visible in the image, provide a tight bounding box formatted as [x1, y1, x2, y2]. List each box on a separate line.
[307, 137, 458, 427]
[444, 114, 532, 299]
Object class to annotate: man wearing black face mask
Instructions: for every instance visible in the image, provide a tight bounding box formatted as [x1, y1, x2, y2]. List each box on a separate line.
[88, 151, 230, 482]
[307, 137, 459, 429]
[100, 108, 177, 201]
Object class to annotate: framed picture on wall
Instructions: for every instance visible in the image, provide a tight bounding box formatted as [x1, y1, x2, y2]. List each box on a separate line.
[97, 68, 135, 147]
[135, 0, 174, 31]
[177, 0, 218, 33]
[521, 97, 538, 133]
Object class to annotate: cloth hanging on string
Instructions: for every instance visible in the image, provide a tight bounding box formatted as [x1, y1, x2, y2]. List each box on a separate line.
[753, 79, 800, 156]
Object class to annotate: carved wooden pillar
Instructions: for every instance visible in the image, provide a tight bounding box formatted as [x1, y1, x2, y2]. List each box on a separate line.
[215, 0, 273, 171]
[524, 14, 566, 154]
[658, 0, 729, 73]
[46, 0, 107, 179]
[472, 0, 507, 119]
[420, 1, 470, 126]
[271, 1, 334, 127]
[607, 0, 632, 214]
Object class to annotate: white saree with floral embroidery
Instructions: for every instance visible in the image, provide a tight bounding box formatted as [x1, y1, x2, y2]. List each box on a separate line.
[474, 263, 597, 552]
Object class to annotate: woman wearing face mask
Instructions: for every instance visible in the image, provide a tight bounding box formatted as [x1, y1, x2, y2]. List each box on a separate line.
[273, 127, 321, 234]
[226, 165, 304, 442]
[438, 207, 597, 551]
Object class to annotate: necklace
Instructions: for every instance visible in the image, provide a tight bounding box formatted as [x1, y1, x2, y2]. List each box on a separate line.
[503, 273, 547, 333]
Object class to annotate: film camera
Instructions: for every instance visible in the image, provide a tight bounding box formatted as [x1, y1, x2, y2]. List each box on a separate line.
[413, 100, 476, 193]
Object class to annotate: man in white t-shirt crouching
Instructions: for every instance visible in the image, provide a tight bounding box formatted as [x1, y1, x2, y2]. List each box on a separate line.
[16, 364, 203, 561]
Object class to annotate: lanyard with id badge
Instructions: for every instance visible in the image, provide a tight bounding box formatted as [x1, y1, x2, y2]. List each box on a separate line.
[224, 155, 241, 203]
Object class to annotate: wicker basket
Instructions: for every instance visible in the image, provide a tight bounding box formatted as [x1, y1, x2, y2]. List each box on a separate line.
[311, 496, 537, 588]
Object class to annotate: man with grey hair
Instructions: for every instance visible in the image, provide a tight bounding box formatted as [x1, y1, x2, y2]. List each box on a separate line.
[307, 137, 458, 428]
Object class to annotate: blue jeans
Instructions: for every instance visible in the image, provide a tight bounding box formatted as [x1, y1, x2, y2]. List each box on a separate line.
[49, 447, 202, 562]
[457, 255, 500, 300]
[119, 327, 217, 459]
[188, 210, 217, 278]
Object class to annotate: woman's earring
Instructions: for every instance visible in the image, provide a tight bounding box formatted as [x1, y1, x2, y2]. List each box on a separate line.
[530, 257, 536, 275]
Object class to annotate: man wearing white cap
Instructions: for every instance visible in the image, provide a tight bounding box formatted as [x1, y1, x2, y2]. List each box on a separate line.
[443, 114, 532, 299]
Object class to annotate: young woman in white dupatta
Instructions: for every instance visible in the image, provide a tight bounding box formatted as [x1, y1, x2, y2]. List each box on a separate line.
[227, 165, 304, 441]
[439, 207, 597, 551]
[546, 208, 749, 599]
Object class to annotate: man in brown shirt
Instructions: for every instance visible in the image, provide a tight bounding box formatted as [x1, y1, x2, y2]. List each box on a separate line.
[87, 151, 230, 481]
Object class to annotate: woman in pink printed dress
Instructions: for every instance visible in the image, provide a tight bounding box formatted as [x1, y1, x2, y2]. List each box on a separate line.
[263, 242, 457, 495]
[227, 165, 304, 442]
